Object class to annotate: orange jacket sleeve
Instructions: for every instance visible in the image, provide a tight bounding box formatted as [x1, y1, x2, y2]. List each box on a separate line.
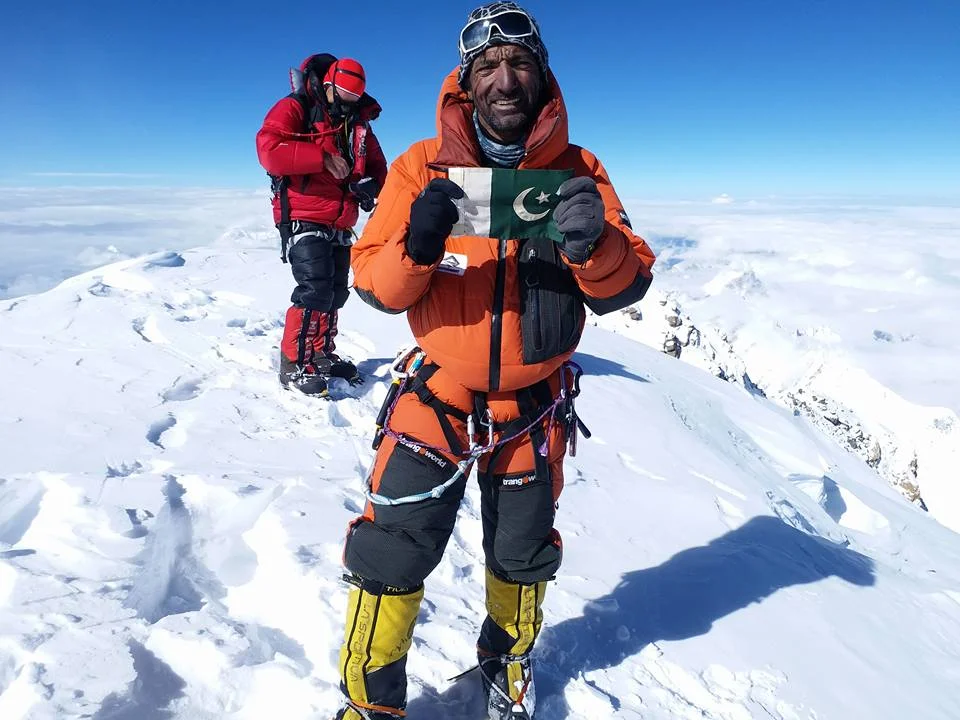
[561, 149, 656, 313]
[351, 142, 439, 313]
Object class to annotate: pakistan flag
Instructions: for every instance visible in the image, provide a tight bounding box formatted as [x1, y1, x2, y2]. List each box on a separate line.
[448, 167, 574, 242]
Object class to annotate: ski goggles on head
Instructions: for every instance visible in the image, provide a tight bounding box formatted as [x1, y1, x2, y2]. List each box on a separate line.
[458, 10, 539, 55]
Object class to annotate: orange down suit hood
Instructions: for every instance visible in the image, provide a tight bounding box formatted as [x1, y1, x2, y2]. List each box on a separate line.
[351, 69, 656, 392]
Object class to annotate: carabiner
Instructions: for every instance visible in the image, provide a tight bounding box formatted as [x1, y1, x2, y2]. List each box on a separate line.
[390, 345, 424, 380]
[479, 408, 496, 452]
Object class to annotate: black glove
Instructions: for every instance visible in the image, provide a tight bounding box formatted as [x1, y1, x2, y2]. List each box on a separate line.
[349, 177, 379, 212]
[553, 176, 606, 265]
[405, 178, 464, 265]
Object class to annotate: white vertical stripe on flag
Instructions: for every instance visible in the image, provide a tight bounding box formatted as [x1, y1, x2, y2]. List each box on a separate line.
[449, 167, 493, 238]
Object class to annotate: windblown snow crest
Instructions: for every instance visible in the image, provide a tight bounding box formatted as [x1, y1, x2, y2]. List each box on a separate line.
[124, 477, 208, 624]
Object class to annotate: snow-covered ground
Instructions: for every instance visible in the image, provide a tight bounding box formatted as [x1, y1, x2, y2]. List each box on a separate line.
[2, 213, 960, 718]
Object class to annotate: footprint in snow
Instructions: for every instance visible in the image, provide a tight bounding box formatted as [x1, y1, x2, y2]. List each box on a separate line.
[227, 317, 282, 337]
[105, 461, 144, 478]
[164, 289, 215, 322]
[146, 415, 177, 449]
[124, 508, 154, 539]
[160, 377, 204, 403]
[325, 401, 353, 429]
[131, 315, 168, 344]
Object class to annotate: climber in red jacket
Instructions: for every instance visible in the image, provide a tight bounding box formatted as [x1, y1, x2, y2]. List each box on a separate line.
[257, 54, 388, 395]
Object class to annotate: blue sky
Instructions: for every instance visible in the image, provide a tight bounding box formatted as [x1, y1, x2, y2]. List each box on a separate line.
[1, 0, 957, 198]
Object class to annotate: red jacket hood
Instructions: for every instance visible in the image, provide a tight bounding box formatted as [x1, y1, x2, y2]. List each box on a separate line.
[356, 94, 383, 123]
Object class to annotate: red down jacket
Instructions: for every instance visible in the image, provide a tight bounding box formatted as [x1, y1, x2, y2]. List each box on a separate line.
[256, 94, 388, 229]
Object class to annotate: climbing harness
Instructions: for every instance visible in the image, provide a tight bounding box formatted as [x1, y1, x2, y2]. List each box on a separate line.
[365, 347, 590, 507]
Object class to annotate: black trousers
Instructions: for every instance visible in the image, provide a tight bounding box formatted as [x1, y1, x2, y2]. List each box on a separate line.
[286, 222, 351, 312]
[343, 383, 565, 590]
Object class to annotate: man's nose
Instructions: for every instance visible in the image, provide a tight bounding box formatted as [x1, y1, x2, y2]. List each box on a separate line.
[492, 63, 519, 92]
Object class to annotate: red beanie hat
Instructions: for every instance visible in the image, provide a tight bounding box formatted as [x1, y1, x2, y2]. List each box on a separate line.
[324, 58, 366, 97]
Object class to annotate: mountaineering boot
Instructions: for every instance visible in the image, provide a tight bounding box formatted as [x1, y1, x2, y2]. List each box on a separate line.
[279, 306, 345, 394]
[278, 355, 328, 396]
[479, 652, 535, 719]
[478, 568, 548, 719]
[332, 704, 402, 719]
[280, 306, 360, 386]
[314, 352, 362, 384]
[309, 310, 362, 384]
[337, 577, 423, 719]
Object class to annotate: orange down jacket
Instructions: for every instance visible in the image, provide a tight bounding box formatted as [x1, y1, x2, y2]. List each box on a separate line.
[352, 69, 656, 392]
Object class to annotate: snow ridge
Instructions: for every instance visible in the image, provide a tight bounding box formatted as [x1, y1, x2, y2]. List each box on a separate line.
[593, 288, 960, 529]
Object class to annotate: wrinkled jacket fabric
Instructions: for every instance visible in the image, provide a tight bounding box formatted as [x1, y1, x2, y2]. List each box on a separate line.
[352, 69, 656, 392]
[257, 95, 388, 228]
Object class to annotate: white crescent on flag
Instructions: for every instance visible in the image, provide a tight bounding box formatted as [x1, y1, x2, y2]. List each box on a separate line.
[513, 188, 551, 222]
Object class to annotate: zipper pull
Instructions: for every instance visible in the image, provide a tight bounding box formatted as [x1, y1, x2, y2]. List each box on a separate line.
[526, 246, 539, 287]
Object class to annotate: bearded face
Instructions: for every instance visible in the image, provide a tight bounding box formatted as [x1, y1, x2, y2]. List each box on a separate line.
[467, 44, 543, 143]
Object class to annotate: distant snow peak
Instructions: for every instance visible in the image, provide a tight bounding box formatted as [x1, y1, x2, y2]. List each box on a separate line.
[711, 193, 734, 205]
[872, 329, 915, 343]
[795, 325, 842, 344]
[702, 268, 765, 298]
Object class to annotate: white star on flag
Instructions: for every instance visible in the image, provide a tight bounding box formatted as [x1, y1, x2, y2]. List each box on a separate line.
[536, 191, 551, 204]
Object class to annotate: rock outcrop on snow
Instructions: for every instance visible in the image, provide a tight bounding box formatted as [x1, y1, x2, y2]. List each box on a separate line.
[591, 289, 934, 513]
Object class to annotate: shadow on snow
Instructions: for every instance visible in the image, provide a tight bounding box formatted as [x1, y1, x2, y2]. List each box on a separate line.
[407, 514, 875, 718]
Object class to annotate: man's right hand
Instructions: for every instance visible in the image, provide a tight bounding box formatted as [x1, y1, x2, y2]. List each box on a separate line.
[405, 178, 464, 265]
[324, 152, 350, 181]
